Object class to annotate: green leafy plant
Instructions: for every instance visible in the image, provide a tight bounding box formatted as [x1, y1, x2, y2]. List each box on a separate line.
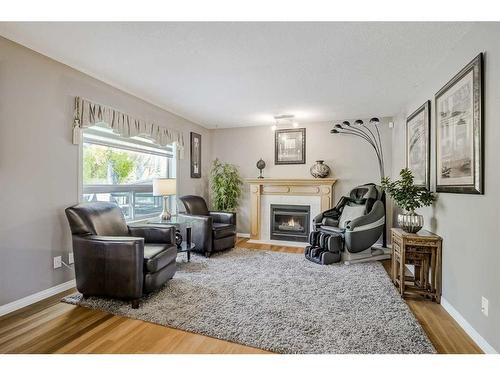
[381, 168, 436, 213]
[210, 159, 243, 212]
[108, 151, 134, 183]
[83, 146, 134, 184]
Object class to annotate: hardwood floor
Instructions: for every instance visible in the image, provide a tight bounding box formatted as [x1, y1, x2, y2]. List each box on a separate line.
[0, 237, 482, 354]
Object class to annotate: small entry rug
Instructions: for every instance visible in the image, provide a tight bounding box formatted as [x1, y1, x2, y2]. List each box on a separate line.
[62, 248, 435, 354]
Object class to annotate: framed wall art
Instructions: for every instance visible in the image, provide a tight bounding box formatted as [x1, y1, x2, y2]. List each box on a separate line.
[190, 132, 201, 178]
[275, 128, 306, 165]
[435, 53, 484, 194]
[406, 101, 431, 189]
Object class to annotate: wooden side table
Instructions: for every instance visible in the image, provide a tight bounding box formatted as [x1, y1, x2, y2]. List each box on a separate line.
[391, 228, 442, 303]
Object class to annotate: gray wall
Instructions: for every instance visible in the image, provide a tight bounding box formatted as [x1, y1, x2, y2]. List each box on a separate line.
[211, 118, 393, 234]
[0, 37, 211, 306]
[391, 23, 500, 352]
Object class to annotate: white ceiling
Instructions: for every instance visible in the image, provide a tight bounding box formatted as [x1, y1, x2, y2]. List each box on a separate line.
[0, 22, 474, 128]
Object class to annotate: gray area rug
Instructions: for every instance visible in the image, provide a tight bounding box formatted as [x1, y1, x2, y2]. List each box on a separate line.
[62, 247, 435, 354]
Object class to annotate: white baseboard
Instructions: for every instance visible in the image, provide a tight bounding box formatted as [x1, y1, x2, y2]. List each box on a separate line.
[237, 233, 250, 238]
[0, 279, 76, 317]
[441, 297, 498, 354]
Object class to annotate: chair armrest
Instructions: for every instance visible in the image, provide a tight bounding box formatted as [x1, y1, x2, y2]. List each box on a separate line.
[128, 225, 175, 244]
[313, 209, 341, 228]
[346, 201, 385, 231]
[314, 197, 349, 226]
[79, 235, 144, 243]
[312, 212, 324, 223]
[178, 213, 213, 254]
[320, 218, 340, 228]
[72, 235, 144, 299]
[209, 211, 236, 225]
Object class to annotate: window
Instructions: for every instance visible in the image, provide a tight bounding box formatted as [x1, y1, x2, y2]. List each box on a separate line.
[81, 126, 176, 222]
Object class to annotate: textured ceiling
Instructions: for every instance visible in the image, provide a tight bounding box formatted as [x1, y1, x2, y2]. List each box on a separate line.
[0, 22, 474, 128]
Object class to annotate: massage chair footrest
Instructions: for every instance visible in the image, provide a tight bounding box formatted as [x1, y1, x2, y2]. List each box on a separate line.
[305, 245, 340, 264]
[304, 230, 342, 265]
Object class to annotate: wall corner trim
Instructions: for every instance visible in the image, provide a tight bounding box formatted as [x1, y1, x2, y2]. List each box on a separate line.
[0, 279, 76, 317]
[441, 297, 498, 354]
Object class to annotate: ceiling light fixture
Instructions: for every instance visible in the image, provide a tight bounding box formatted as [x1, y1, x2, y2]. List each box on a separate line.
[272, 114, 298, 130]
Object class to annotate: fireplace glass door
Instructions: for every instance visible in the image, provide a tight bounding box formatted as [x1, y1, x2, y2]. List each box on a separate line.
[270, 204, 310, 242]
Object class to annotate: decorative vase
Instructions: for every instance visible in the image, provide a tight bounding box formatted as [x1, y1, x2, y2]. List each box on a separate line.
[398, 212, 424, 233]
[310, 160, 330, 178]
[256, 158, 266, 179]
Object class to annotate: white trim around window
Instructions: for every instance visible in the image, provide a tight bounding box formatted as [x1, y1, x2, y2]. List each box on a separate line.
[78, 126, 177, 222]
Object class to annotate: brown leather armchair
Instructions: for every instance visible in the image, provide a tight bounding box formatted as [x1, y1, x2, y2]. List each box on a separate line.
[178, 195, 236, 257]
[65, 202, 177, 308]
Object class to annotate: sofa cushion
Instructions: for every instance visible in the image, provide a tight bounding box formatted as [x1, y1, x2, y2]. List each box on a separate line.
[144, 244, 177, 273]
[143, 261, 176, 293]
[212, 222, 236, 239]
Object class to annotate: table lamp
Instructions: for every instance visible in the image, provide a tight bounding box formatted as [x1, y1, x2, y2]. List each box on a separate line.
[153, 178, 176, 221]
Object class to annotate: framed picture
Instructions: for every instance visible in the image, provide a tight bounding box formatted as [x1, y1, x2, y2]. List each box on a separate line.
[435, 53, 484, 194]
[406, 101, 431, 189]
[275, 128, 306, 165]
[190, 132, 201, 178]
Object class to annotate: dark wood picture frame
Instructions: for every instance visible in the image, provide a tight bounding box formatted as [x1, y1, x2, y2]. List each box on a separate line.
[435, 53, 484, 194]
[406, 100, 431, 190]
[275, 128, 306, 165]
[190, 132, 201, 178]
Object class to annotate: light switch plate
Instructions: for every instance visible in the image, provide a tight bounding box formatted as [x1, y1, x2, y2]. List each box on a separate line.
[481, 296, 489, 317]
[68, 252, 74, 264]
[53, 256, 62, 269]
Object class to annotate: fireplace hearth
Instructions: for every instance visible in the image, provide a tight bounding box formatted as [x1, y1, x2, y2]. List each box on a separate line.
[270, 204, 310, 242]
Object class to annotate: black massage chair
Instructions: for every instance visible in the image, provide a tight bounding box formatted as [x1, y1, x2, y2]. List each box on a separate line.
[305, 183, 387, 265]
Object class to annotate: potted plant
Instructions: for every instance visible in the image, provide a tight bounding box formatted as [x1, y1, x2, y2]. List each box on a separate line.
[381, 168, 436, 233]
[210, 159, 243, 211]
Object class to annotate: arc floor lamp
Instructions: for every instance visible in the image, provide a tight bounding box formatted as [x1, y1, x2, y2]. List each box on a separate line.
[330, 118, 385, 180]
[330, 117, 387, 247]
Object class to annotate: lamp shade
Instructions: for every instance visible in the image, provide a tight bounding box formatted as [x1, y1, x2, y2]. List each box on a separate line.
[153, 178, 176, 196]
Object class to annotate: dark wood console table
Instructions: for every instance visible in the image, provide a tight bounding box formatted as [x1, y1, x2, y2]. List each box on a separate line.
[391, 228, 442, 303]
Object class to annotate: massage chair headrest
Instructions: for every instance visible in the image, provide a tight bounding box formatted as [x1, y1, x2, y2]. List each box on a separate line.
[347, 183, 383, 213]
[349, 183, 381, 201]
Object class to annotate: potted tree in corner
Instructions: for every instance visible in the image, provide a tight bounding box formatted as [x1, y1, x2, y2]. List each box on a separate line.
[210, 158, 243, 212]
[381, 168, 436, 233]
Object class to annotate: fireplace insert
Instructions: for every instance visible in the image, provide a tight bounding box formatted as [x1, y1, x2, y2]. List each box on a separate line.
[270, 204, 310, 242]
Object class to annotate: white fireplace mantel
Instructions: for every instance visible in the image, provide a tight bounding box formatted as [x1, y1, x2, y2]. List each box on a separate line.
[246, 178, 337, 241]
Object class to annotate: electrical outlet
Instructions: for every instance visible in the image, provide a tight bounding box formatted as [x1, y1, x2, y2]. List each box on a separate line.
[68, 252, 74, 264]
[481, 297, 489, 317]
[53, 256, 62, 269]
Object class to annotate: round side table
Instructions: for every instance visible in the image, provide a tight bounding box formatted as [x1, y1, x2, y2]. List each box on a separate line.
[177, 241, 196, 262]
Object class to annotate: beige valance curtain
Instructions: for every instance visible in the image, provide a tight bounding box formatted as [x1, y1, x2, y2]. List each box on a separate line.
[72, 97, 184, 157]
